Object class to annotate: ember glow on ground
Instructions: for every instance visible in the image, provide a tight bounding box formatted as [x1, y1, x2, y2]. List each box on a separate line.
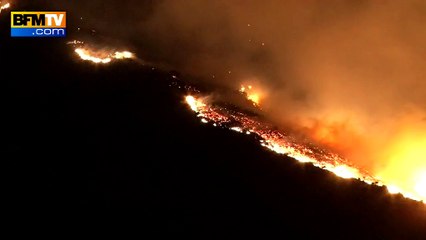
[185, 95, 426, 203]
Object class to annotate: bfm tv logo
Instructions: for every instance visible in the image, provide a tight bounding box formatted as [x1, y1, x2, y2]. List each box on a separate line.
[11, 11, 66, 37]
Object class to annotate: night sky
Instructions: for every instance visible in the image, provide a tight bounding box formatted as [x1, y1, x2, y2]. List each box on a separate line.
[2, 1, 426, 238]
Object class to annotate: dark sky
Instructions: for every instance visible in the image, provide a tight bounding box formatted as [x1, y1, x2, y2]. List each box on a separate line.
[2, 1, 426, 237]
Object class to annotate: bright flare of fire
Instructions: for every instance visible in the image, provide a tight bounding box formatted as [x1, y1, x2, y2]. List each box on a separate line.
[333, 165, 360, 179]
[0, 2, 10, 13]
[75, 48, 112, 64]
[74, 48, 134, 64]
[113, 51, 133, 59]
[240, 85, 262, 106]
[415, 174, 426, 200]
[377, 130, 426, 202]
[185, 95, 207, 112]
[184, 94, 426, 204]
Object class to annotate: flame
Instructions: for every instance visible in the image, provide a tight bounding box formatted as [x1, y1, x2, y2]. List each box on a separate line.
[332, 165, 360, 179]
[0, 2, 10, 13]
[66, 38, 426, 203]
[185, 95, 206, 112]
[387, 185, 402, 194]
[74, 47, 134, 64]
[240, 84, 262, 106]
[377, 129, 426, 201]
[299, 114, 426, 202]
[75, 48, 112, 64]
[184, 94, 426, 204]
[113, 51, 133, 59]
[415, 173, 426, 199]
[184, 95, 381, 185]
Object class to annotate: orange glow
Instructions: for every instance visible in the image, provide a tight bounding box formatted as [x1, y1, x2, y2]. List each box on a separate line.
[332, 165, 359, 179]
[74, 47, 134, 64]
[184, 95, 380, 190]
[293, 109, 426, 203]
[310, 124, 339, 146]
[298, 115, 426, 203]
[185, 95, 206, 112]
[184, 94, 426, 204]
[113, 51, 133, 59]
[239, 84, 263, 106]
[377, 129, 426, 202]
[75, 48, 112, 64]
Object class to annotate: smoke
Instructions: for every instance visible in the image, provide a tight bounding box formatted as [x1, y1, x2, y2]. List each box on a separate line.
[56, 0, 426, 192]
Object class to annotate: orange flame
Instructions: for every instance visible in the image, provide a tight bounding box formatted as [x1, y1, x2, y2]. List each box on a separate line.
[74, 47, 134, 64]
[240, 84, 262, 106]
[184, 94, 425, 204]
[376, 128, 426, 202]
[75, 48, 112, 64]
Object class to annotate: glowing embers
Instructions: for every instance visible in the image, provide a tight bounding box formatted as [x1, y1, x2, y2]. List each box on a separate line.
[185, 95, 230, 124]
[185, 95, 376, 183]
[74, 48, 134, 64]
[259, 137, 363, 180]
[184, 95, 426, 204]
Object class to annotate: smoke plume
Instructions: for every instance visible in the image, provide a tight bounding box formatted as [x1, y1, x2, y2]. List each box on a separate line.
[56, 0, 426, 195]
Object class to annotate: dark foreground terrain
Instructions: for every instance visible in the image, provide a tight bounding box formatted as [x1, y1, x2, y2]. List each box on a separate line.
[2, 3, 426, 239]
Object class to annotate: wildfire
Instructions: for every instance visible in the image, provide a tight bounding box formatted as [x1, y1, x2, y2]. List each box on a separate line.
[415, 174, 426, 199]
[65, 38, 425, 204]
[332, 165, 360, 179]
[240, 85, 262, 106]
[184, 95, 380, 182]
[184, 94, 426, 204]
[185, 95, 206, 112]
[74, 47, 134, 64]
[376, 129, 426, 202]
[0, 2, 10, 13]
[75, 48, 112, 64]
[113, 51, 133, 59]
